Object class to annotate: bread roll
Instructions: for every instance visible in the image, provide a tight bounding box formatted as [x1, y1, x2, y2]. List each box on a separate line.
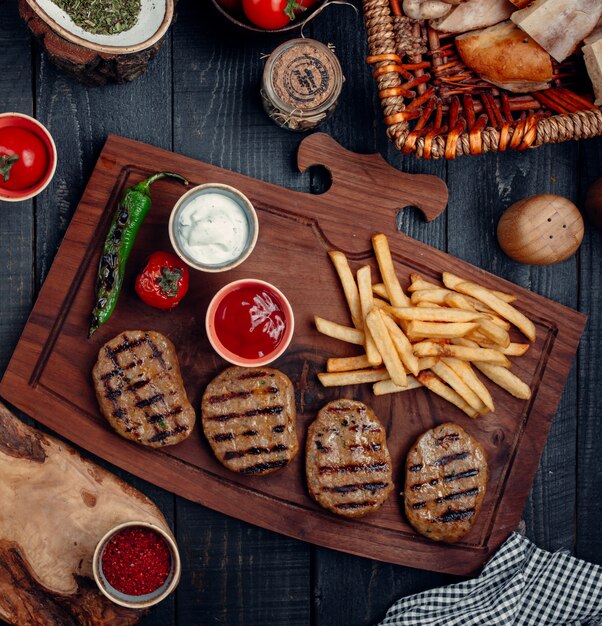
[431, 0, 514, 34]
[511, 0, 602, 63]
[456, 21, 553, 93]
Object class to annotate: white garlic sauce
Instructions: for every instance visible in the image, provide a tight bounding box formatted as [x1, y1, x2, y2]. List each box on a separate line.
[177, 193, 249, 265]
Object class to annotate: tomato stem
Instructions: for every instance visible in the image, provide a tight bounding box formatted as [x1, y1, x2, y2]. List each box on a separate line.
[284, 0, 306, 21]
[0, 154, 19, 183]
[157, 266, 183, 297]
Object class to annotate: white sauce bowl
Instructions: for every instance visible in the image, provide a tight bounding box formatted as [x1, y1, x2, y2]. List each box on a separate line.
[168, 183, 259, 273]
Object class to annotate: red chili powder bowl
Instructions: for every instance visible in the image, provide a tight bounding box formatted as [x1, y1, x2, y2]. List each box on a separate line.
[93, 522, 181, 609]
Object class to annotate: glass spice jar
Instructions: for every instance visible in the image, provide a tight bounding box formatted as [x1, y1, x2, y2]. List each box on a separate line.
[261, 38, 345, 132]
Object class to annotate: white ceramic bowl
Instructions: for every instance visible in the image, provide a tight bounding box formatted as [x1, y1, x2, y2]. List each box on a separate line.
[168, 183, 259, 273]
[93, 521, 181, 609]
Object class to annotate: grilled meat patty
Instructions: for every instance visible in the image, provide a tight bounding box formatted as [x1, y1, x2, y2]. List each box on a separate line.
[201, 366, 298, 475]
[306, 399, 394, 519]
[404, 422, 488, 543]
[92, 330, 195, 448]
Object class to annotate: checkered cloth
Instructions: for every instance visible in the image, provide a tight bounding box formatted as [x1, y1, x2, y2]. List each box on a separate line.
[379, 532, 602, 626]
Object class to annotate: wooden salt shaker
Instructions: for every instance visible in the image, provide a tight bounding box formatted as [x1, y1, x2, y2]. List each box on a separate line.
[497, 194, 584, 265]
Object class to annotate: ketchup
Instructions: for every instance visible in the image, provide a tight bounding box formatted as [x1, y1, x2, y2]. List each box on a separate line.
[215, 284, 286, 359]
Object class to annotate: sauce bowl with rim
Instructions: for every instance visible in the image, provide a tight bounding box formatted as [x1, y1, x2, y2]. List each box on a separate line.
[92, 521, 181, 609]
[0, 113, 57, 202]
[206, 278, 295, 367]
[168, 183, 258, 273]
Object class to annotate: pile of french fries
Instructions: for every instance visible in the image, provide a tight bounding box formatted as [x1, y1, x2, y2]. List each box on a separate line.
[315, 233, 535, 419]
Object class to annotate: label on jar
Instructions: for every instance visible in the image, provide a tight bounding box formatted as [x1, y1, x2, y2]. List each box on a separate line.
[272, 43, 337, 112]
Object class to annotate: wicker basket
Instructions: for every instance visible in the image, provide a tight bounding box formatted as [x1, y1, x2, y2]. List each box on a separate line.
[363, 0, 602, 159]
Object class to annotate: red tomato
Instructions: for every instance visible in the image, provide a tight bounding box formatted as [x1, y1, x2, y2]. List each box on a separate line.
[135, 251, 189, 310]
[218, 0, 243, 13]
[0, 127, 49, 191]
[242, 0, 312, 29]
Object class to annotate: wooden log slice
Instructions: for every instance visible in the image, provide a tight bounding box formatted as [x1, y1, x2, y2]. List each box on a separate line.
[18, 0, 176, 86]
[0, 401, 172, 625]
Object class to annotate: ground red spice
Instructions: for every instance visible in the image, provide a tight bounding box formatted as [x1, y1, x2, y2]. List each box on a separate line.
[101, 527, 171, 596]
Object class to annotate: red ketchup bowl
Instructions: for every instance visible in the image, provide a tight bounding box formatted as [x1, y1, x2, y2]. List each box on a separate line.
[0, 113, 57, 202]
[206, 278, 295, 367]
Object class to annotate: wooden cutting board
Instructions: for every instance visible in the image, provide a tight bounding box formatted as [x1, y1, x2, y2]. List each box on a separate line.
[0, 133, 585, 575]
[0, 401, 171, 625]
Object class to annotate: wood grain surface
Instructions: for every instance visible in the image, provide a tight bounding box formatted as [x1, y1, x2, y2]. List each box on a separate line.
[0, 401, 171, 626]
[1, 0, 601, 624]
[0, 131, 585, 576]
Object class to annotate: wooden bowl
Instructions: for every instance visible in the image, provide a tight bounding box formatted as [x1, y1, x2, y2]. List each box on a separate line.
[19, 0, 176, 85]
[24, 0, 174, 54]
[210, 0, 327, 34]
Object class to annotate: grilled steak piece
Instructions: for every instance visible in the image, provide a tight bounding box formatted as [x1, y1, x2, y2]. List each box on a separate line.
[306, 399, 394, 519]
[404, 422, 488, 543]
[92, 330, 195, 448]
[201, 366, 298, 475]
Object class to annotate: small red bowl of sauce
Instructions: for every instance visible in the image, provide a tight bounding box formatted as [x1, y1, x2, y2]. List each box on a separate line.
[0, 113, 57, 202]
[93, 521, 181, 609]
[206, 278, 294, 367]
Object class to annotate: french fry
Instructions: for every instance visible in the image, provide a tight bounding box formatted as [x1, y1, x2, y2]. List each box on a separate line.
[372, 234, 411, 307]
[407, 320, 479, 340]
[418, 356, 439, 371]
[318, 369, 389, 387]
[477, 318, 511, 347]
[442, 272, 535, 341]
[373, 297, 390, 309]
[470, 340, 529, 356]
[372, 283, 390, 300]
[357, 266, 382, 366]
[413, 341, 511, 366]
[416, 302, 443, 308]
[373, 376, 422, 396]
[473, 362, 532, 400]
[416, 371, 480, 418]
[431, 361, 487, 413]
[366, 309, 407, 387]
[410, 289, 452, 306]
[442, 272, 516, 302]
[392, 307, 483, 323]
[329, 251, 363, 329]
[497, 343, 530, 356]
[327, 354, 372, 372]
[442, 358, 495, 412]
[445, 289, 513, 319]
[382, 314, 420, 376]
[314, 316, 365, 345]
[408, 274, 441, 292]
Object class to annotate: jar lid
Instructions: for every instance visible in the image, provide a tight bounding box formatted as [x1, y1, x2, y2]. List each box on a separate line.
[263, 39, 344, 117]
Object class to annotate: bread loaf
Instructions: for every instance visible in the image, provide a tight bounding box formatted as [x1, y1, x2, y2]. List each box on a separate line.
[584, 39, 602, 106]
[431, 0, 514, 34]
[456, 21, 553, 93]
[511, 0, 602, 62]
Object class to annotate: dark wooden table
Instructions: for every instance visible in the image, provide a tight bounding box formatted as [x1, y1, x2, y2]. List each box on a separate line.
[1, 1, 601, 624]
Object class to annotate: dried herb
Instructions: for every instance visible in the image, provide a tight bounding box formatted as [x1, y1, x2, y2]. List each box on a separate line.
[52, 0, 142, 36]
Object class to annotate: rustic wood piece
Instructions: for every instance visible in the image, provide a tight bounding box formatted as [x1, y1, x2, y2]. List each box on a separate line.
[497, 194, 585, 264]
[0, 133, 586, 576]
[18, 0, 175, 86]
[362, 0, 602, 158]
[0, 401, 173, 626]
[585, 177, 602, 228]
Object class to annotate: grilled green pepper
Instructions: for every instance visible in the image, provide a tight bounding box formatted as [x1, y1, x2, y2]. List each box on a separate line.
[89, 172, 189, 336]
